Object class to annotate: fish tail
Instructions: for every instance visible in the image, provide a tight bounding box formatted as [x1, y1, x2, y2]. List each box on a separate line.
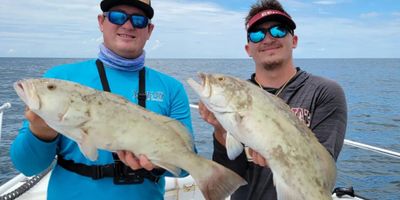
[190, 157, 247, 200]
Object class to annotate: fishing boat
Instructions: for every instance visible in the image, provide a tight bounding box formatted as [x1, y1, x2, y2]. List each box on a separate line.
[1, 102, 399, 200]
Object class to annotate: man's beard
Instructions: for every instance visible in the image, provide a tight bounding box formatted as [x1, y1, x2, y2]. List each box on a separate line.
[261, 59, 284, 71]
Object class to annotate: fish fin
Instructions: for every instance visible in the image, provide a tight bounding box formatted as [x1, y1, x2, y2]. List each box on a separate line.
[77, 134, 98, 161]
[60, 106, 90, 127]
[274, 175, 299, 200]
[189, 156, 247, 200]
[152, 161, 181, 176]
[226, 132, 244, 160]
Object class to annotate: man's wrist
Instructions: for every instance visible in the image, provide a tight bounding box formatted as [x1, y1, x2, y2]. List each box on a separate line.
[213, 128, 226, 146]
[29, 125, 58, 142]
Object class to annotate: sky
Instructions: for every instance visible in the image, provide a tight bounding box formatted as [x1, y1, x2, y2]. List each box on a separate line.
[0, 0, 399, 59]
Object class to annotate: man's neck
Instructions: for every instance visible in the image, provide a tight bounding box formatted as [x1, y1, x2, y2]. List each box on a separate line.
[254, 62, 297, 89]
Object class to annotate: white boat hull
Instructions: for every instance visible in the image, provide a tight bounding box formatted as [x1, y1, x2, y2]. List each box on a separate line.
[0, 170, 364, 200]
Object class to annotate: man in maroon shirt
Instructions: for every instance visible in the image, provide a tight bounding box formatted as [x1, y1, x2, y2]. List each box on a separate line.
[198, 0, 347, 199]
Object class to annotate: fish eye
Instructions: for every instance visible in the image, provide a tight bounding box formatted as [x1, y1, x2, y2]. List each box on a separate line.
[47, 84, 56, 90]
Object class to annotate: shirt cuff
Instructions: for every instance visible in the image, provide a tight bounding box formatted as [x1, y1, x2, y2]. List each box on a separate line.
[27, 128, 60, 145]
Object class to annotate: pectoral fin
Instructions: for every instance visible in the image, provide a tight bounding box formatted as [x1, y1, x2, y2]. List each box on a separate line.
[77, 134, 98, 161]
[226, 132, 244, 160]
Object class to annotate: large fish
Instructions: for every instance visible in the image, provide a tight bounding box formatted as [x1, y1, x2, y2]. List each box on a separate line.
[14, 78, 246, 200]
[187, 73, 336, 200]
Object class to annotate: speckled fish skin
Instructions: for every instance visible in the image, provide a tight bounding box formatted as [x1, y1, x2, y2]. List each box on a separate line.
[14, 78, 247, 200]
[187, 73, 336, 200]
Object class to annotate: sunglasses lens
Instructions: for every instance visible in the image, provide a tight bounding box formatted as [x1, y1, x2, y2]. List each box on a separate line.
[108, 11, 128, 25]
[269, 26, 288, 38]
[131, 15, 148, 28]
[249, 30, 266, 43]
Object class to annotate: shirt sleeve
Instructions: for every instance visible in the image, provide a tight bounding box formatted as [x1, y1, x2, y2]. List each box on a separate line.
[310, 81, 347, 161]
[10, 120, 59, 176]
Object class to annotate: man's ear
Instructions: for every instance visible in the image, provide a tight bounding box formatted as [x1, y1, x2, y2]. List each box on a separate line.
[245, 44, 252, 58]
[146, 23, 155, 40]
[98, 14, 105, 32]
[292, 35, 298, 49]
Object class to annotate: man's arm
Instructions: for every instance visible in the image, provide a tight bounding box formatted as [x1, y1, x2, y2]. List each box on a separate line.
[10, 119, 59, 176]
[310, 81, 347, 161]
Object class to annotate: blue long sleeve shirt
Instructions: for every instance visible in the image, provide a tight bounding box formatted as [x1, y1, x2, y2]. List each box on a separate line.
[10, 59, 194, 200]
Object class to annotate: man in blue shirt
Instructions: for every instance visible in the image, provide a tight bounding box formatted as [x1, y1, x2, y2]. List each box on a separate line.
[11, 0, 193, 199]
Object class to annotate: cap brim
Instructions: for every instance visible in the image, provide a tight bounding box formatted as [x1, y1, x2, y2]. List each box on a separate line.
[248, 15, 296, 31]
[101, 0, 154, 19]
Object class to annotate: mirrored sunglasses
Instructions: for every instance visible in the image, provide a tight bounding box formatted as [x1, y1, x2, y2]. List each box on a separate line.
[104, 11, 149, 29]
[248, 25, 291, 43]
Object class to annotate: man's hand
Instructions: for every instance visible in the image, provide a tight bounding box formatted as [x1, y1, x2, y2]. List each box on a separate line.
[248, 148, 268, 167]
[117, 151, 156, 171]
[25, 107, 58, 141]
[198, 101, 227, 145]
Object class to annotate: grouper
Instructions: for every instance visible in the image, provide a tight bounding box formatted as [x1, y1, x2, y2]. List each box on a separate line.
[187, 73, 336, 200]
[14, 78, 247, 200]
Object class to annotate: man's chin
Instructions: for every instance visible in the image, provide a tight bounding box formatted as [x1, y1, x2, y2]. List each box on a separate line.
[261, 58, 284, 70]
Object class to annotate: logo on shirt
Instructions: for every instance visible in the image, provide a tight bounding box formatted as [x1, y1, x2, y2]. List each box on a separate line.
[134, 91, 164, 102]
[291, 107, 311, 127]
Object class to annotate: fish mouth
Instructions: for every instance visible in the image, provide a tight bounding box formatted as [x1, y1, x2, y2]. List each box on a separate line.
[187, 72, 211, 98]
[13, 80, 40, 110]
[198, 72, 207, 86]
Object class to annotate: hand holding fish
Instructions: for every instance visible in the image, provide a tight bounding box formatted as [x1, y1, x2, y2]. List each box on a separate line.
[117, 150, 156, 171]
[248, 148, 268, 167]
[199, 101, 268, 166]
[25, 107, 58, 141]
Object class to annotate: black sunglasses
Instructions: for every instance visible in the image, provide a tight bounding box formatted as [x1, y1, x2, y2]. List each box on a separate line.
[104, 10, 149, 29]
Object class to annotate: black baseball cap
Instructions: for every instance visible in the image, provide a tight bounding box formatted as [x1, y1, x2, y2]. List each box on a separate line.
[100, 0, 154, 19]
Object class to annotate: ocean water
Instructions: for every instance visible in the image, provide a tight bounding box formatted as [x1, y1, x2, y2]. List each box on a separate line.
[0, 58, 399, 200]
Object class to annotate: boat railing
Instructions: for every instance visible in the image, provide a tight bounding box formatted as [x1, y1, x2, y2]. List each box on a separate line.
[0, 102, 12, 142]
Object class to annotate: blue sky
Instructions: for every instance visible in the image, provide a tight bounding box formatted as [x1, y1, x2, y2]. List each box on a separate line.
[0, 0, 399, 58]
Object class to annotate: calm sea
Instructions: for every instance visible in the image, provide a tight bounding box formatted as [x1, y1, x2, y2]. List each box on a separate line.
[0, 58, 399, 200]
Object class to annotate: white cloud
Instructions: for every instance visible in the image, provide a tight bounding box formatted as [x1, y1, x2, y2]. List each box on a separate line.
[148, 39, 162, 51]
[148, 0, 247, 58]
[95, 37, 103, 43]
[313, 1, 338, 5]
[0, 0, 248, 58]
[295, 15, 400, 58]
[392, 12, 400, 17]
[0, 0, 398, 58]
[360, 12, 380, 19]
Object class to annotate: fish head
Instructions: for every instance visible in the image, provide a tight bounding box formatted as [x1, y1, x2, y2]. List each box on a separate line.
[13, 78, 91, 128]
[187, 73, 252, 113]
